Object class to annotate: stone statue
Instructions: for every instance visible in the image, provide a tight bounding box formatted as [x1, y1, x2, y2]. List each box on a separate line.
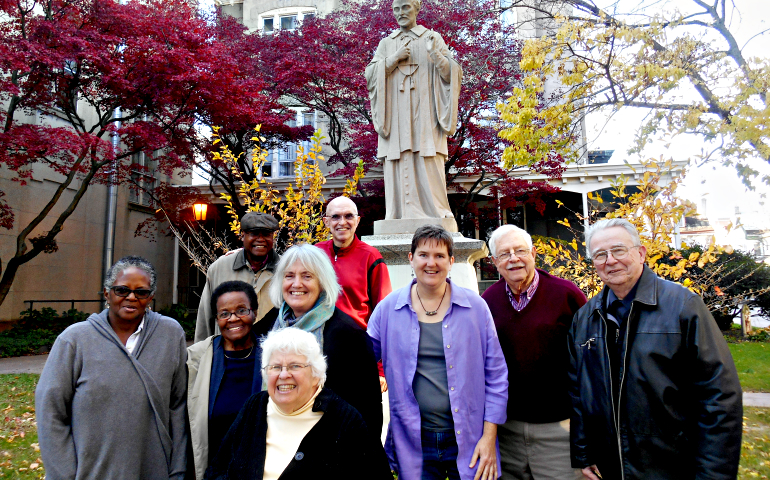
[365, 0, 462, 221]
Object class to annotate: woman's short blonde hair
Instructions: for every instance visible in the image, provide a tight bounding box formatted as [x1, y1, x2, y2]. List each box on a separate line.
[260, 327, 327, 387]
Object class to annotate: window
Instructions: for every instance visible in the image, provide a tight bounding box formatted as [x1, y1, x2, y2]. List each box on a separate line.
[301, 111, 316, 164]
[129, 151, 157, 207]
[280, 15, 297, 31]
[263, 17, 274, 33]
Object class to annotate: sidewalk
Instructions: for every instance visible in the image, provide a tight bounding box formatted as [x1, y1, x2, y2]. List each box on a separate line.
[1, 353, 768, 407]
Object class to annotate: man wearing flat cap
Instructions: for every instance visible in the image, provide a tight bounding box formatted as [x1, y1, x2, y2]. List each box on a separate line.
[194, 212, 280, 342]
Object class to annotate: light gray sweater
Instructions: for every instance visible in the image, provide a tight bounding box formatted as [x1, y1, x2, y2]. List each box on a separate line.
[35, 309, 188, 480]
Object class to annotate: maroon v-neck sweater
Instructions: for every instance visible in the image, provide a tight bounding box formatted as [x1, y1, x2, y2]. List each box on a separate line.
[482, 269, 587, 423]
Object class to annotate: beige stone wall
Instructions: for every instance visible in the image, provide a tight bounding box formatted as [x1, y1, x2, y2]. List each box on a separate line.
[0, 162, 183, 321]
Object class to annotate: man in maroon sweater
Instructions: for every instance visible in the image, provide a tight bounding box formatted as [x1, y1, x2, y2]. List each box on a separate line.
[482, 224, 586, 480]
[316, 196, 392, 392]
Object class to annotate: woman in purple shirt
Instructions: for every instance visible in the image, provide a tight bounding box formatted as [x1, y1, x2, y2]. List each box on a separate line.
[368, 225, 509, 480]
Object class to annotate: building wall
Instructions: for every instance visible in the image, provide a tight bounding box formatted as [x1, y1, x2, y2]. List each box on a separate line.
[0, 161, 181, 321]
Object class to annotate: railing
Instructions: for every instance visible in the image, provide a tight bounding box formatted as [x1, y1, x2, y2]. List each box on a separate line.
[24, 299, 155, 313]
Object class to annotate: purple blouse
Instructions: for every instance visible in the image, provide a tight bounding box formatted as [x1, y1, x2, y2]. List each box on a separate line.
[367, 279, 509, 480]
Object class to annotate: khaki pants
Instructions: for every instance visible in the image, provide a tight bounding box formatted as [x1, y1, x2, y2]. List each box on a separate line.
[498, 418, 582, 480]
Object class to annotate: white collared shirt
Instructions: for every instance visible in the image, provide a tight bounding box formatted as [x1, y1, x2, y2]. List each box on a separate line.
[125, 317, 145, 355]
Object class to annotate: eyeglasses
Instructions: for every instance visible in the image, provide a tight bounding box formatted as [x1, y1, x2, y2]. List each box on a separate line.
[591, 245, 641, 265]
[263, 363, 310, 375]
[216, 308, 253, 321]
[494, 249, 531, 262]
[109, 286, 153, 299]
[324, 213, 357, 222]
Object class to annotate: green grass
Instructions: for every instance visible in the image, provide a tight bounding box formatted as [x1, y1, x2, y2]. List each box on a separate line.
[741, 407, 770, 478]
[730, 343, 770, 393]
[0, 374, 43, 479]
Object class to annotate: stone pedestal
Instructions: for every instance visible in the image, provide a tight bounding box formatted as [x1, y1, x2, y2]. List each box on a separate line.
[362, 232, 488, 293]
[373, 217, 459, 235]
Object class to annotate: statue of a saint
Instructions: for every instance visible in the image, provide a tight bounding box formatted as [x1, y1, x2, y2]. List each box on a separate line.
[365, 0, 462, 221]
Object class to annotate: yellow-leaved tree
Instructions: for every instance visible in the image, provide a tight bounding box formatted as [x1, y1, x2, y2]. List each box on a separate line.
[167, 126, 364, 274]
[499, 0, 770, 187]
[536, 159, 723, 298]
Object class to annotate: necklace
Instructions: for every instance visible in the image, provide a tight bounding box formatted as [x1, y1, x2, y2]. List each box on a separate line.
[415, 284, 448, 316]
[224, 343, 254, 360]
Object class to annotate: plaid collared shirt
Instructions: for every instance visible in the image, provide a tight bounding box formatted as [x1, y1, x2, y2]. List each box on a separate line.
[504, 269, 540, 312]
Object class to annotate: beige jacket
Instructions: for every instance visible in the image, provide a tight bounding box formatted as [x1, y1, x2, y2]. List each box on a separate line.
[186, 337, 215, 480]
[194, 249, 277, 343]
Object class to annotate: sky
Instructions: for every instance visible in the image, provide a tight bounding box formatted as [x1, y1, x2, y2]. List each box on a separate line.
[584, 0, 770, 226]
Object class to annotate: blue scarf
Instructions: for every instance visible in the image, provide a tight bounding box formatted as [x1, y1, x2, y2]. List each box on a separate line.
[274, 292, 335, 350]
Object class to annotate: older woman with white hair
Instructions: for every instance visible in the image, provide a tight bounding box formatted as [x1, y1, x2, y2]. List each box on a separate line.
[206, 328, 391, 480]
[253, 244, 383, 438]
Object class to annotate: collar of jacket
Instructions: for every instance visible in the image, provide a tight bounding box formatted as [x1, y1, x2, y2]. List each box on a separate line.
[332, 236, 362, 257]
[232, 248, 279, 273]
[312, 387, 335, 412]
[389, 24, 428, 39]
[592, 265, 658, 316]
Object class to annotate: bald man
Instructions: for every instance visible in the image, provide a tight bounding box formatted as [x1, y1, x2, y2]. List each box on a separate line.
[316, 197, 392, 390]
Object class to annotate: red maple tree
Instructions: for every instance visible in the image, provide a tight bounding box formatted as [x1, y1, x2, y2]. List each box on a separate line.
[0, 0, 280, 306]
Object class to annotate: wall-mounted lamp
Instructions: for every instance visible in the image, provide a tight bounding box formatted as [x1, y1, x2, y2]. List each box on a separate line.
[193, 203, 208, 221]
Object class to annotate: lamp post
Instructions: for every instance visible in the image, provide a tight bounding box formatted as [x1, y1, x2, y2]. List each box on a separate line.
[193, 203, 208, 221]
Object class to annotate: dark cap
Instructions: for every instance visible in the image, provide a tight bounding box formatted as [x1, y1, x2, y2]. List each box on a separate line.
[240, 212, 279, 232]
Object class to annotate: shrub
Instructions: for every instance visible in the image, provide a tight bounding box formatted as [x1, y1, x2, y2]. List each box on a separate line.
[158, 304, 194, 340]
[0, 308, 88, 358]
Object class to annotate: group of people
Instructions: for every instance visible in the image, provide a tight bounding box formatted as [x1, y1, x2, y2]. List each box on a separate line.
[34, 197, 743, 480]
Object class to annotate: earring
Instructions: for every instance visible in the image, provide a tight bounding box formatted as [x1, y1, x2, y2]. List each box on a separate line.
[448, 270, 452, 279]
[411, 268, 415, 278]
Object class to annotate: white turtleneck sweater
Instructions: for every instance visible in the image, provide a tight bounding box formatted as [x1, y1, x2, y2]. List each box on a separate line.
[263, 386, 324, 480]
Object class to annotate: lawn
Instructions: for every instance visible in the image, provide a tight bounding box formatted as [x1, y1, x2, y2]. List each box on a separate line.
[0, 374, 42, 479]
[0, 373, 767, 478]
[741, 408, 770, 478]
[730, 342, 770, 392]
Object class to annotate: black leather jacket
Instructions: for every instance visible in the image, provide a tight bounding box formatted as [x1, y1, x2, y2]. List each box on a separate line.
[568, 266, 742, 480]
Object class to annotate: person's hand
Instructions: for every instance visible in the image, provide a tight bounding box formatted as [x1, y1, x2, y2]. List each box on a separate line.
[582, 465, 602, 479]
[395, 38, 411, 61]
[469, 426, 497, 480]
[379, 376, 388, 393]
[426, 33, 436, 54]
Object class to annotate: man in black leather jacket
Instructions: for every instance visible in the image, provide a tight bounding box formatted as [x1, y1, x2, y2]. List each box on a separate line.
[568, 218, 742, 480]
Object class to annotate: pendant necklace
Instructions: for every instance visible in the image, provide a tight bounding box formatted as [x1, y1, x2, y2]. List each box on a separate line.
[416, 285, 447, 316]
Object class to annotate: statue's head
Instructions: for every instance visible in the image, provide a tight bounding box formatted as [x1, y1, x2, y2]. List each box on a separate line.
[392, 0, 420, 30]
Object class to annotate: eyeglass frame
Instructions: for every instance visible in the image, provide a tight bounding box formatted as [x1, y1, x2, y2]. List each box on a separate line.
[492, 248, 533, 262]
[215, 308, 253, 321]
[108, 286, 154, 299]
[324, 213, 358, 222]
[263, 363, 311, 375]
[590, 245, 642, 265]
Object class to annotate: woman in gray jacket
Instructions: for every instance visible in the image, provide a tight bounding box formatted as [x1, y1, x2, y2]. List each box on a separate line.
[35, 256, 188, 480]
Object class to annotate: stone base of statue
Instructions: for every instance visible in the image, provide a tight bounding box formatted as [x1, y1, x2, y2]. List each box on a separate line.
[373, 217, 459, 235]
[362, 231, 489, 293]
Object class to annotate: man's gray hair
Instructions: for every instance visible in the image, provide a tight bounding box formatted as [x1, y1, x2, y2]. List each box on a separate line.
[103, 255, 157, 293]
[585, 218, 642, 258]
[488, 224, 533, 257]
[261, 327, 327, 388]
[269, 244, 340, 309]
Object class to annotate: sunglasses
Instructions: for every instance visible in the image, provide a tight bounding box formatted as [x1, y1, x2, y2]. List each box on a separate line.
[109, 286, 153, 299]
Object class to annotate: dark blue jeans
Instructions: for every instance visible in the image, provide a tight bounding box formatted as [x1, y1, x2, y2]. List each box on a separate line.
[421, 429, 461, 480]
